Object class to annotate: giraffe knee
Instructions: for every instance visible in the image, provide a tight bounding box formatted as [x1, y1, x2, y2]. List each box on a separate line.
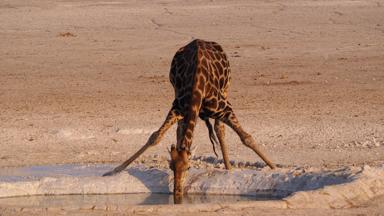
[148, 131, 161, 146]
[214, 121, 224, 134]
[242, 135, 254, 147]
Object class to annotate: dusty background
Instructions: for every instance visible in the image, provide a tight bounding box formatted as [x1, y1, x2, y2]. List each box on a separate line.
[0, 0, 383, 214]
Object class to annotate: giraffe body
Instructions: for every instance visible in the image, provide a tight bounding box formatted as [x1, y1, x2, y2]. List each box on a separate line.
[103, 39, 275, 200]
[169, 39, 232, 150]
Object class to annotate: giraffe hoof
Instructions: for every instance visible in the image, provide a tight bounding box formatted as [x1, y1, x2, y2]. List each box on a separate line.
[102, 170, 118, 177]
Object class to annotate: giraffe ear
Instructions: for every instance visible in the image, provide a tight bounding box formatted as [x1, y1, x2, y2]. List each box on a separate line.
[181, 150, 190, 163]
[167, 144, 174, 154]
[170, 144, 178, 160]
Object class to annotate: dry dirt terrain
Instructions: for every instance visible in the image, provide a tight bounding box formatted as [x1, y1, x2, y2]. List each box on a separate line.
[0, 0, 383, 215]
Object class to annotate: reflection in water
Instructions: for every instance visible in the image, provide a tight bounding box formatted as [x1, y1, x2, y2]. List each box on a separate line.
[173, 193, 279, 204]
[174, 194, 183, 204]
[0, 193, 278, 208]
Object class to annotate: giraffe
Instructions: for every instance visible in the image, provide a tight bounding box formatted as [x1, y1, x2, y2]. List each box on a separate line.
[103, 39, 276, 197]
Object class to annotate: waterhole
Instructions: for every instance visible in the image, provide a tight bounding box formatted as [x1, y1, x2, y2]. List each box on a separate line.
[0, 193, 276, 208]
[0, 164, 277, 208]
[0, 163, 355, 208]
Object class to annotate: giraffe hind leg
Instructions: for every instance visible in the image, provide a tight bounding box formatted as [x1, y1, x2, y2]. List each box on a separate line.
[103, 109, 182, 176]
[214, 119, 232, 170]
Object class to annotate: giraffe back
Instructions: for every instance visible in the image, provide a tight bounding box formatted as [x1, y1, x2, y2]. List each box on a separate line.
[170, 39, 232, 120]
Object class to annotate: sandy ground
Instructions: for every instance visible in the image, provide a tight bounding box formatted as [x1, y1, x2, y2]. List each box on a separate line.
[0, 0, 384, 215]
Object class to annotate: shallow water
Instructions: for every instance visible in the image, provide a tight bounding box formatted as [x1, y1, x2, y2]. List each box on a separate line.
[0, 193, 276, 207]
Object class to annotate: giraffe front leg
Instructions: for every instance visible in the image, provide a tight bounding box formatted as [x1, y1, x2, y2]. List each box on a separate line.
[222, 111, 276, 169]
[214, 119, 232, 170]
[103, 109, 182, 176]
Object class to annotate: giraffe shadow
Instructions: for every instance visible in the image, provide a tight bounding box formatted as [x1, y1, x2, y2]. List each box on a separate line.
[126, 167, 174, 205]
[125, 166, 356, 204]
[271, 167, 357, 198]
[126, 167, 171, 193]
[191, 155, 268, 169]
[209, 167, 357, 198]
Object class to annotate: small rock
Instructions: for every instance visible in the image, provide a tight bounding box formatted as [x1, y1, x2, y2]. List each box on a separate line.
[352, 141, 360, 147]
[238, 162, 245, 168]
[362, 141, 370, 148]
[58, 32, 76, 37]
[214, 164, 224, 169]
[230, 160, 237, 167]
[373, 137, 380, 147]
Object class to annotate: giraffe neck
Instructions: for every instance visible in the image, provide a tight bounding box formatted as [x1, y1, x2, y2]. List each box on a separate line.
[180, 45, 207, 151]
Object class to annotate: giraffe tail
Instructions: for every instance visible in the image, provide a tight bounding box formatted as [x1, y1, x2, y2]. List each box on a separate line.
[204, 119, 219, 158]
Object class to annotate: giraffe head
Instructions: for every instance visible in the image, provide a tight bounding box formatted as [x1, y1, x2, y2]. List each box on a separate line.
[169, 144, 190, 196]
